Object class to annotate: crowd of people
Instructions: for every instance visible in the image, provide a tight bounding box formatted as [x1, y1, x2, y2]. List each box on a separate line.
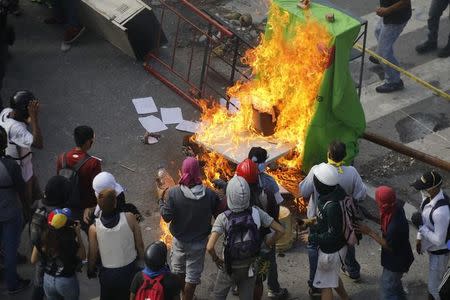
[0, 91, 449, 300]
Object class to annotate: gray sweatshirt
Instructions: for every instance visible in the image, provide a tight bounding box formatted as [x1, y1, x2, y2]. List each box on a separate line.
[160, 184, 220, 242]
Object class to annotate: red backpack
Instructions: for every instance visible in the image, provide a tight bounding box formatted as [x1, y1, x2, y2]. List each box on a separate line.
[135, 273, 165, 300]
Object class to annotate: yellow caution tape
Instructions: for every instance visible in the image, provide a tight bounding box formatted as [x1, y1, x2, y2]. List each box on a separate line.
[354, 43, 450, 101]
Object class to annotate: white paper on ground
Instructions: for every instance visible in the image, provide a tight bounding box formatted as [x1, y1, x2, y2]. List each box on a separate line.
[176, 120, 200, 133]
[138, 116, 168, 133]
[161, 107, 183, 124]
[132, 97, 158, 114]
[146, 136, 159, 144]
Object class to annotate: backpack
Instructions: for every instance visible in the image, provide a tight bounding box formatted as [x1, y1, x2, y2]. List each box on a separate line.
[223, 208, 261, 275]
[58, 153, 91, 208]
[421, 194, 450, 244]
[323, 196, 358, 247]
[135, 273, 165, 300]
[30, 207, 48, 247]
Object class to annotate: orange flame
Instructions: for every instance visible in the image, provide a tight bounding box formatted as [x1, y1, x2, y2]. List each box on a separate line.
[159, 217, 172, 247]
[194, 5, 332, 190]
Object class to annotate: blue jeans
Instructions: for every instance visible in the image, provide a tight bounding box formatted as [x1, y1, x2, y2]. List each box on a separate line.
[307, 242, 319, 288]
[343, 245, 361, 278]
[0, 212, 23, 290]
[53, 0, 82, 28]
[308, 243, 360, 287]
[427, 0, 450, 43]
[43, 273, 79, 300]
[374, 19, 407, 84]
[380, 268, 407, 300]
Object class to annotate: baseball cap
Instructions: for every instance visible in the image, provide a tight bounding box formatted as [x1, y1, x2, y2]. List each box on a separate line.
[411, 171, 443, 191]
[47, 208, 72, 229]
[92, 172, 124, 197]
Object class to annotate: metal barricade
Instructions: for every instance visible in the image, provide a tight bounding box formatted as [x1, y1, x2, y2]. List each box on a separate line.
[143, 0, 254, 109]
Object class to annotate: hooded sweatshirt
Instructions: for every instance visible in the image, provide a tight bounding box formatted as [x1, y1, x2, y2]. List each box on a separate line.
[160, 184, 220, 242]
[309, 185, 347, 253]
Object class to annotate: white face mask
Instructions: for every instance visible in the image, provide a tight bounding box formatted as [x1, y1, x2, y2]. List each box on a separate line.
[421, 190, 431, 199]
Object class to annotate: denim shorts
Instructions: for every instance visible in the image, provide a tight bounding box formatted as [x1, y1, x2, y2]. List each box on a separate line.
[170, 237, 207, 284]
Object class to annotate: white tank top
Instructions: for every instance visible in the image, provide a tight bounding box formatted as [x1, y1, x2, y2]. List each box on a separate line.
[96, 212, 137, 268]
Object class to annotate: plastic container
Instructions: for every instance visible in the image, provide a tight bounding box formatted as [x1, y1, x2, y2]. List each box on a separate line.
[275, 206, 293, 252]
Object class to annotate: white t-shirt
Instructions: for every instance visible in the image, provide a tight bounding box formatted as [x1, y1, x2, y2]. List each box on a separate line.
[0, 108, 34, 181]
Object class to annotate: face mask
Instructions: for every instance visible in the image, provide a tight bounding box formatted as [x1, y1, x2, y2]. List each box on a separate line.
[421, 190, 431, 199]
[258, 163, 266, 173]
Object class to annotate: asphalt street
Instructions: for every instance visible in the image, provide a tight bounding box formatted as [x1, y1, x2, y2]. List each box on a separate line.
[1, 0, 449, 299]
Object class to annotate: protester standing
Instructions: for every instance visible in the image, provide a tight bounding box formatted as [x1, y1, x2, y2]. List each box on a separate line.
[411, 171, 449, 300]
[299, 141, 366, 295]
[370, 0, 411, 93]
[45, 0, 85, 47]
[236, 157, 288, 299]
[30, 175, 72, 300]
[92, 171, 141, 222]
[159, 157, 221, 300]
[88, 189, 144, 300]
[57, 125, 101, 230]
[207, 176, 285, 300]
[356, 186, 414, 300]
[31, 208, 85, 300]
[300, 163, 349, 300]
[0, 91, 43, 222]
[416, 0, 450, 58]
[129, 241, 182, 300]
[0, 125, 30, 294]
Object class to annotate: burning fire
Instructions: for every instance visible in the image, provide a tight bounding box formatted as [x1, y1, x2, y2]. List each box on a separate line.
[159, 4, 332, 244]
[159, 218, 172, 247]
[195, 5, 332, 185]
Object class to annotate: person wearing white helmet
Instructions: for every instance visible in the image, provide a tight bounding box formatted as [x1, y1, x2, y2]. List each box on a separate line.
[300, 163, 350, 300]
[92, 172, 141, 223]
[299, 141, 366, 296]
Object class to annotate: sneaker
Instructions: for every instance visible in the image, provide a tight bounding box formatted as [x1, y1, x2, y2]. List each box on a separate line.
[64, 26, 85, 44]
[7, 278, 31, 294]
[437, 43, 450, 58]
[416, 40, 437, 54]
[268, 288, 288, 299]
[375, 80, 404, 93]
[308, 287, 321, 296]
[368, 55, 380, 64]
[341, 268, 362, 283]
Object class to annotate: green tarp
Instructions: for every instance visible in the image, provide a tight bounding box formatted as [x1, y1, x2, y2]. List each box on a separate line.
[271, 0, 366, 172]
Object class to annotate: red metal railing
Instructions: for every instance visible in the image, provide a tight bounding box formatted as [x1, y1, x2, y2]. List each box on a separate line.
[144, 0, 254, 109]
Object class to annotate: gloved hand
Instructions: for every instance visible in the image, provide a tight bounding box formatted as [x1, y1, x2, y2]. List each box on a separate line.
[411, 212, 423, 229]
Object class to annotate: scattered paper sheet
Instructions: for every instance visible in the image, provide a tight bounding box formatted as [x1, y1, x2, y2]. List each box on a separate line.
[132, 97, 158, 114]
[138, 116, 168, 133]
[161, 107, 183, 124]
[176, 120, 200, 133]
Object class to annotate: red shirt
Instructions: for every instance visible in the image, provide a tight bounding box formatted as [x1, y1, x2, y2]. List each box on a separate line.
[56, 148, 101, 209]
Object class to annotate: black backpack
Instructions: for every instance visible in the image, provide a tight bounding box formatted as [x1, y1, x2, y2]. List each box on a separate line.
[30, 207, 48, 247]
[223, 209, 261, 275]
[421, 193, 450, 243]
[58, 153, 91, 208]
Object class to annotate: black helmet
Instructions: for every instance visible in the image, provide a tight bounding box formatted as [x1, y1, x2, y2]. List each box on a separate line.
[144, 241, 167, 270]
[44, 176, 71, 207]
[10, 90, 35, 120]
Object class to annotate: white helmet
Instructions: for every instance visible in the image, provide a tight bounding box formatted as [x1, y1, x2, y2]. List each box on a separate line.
[313, 163, 339, 186]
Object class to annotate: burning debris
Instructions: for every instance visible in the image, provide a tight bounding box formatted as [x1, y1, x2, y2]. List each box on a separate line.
[193, 5, 332, 188]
